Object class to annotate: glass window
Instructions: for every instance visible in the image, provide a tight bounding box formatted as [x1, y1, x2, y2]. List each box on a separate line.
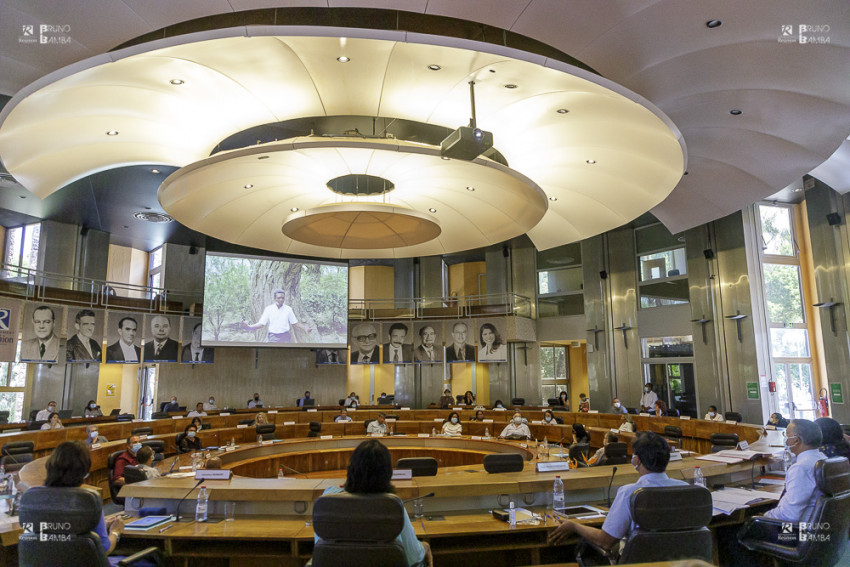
[641, 336, 694, 358]
[638, 248, 687, 281]
[150, 247, 163, 270]
[762, 264, 803, 324]
[759, 205, 795, 256]
[770, 328, 810, 358]
[538, 266, 582, 295]
[540, 345, 568, 401]
[3, 223, 40, 280]
[4, 227, 21, 269]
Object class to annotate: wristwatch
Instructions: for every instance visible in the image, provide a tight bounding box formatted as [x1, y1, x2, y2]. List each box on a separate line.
[111, 531, 121, 542]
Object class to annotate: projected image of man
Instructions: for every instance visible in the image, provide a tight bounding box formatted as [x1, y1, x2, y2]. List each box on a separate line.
[382, 323, 412, 364]
[243, 289, 310, 343]
[350, 323, 379, 364]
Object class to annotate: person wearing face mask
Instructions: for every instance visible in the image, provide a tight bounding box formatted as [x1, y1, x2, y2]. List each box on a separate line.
[557, 391, 569, 409]
[549, 432, 687, 549]
[41, 412, 64, 430]
[542, 409, 563, 425]
[248, 393, 264, 408]
[766, 412, 789, 428]
[438, 389, 454, 409]
[203, 396, 218, 411]
[84, 424, 108, 446]
[493, 400, 506, 410]
[608, 397, 627, 415]
[163, 397, 179, 413]
[499, 414, 531, 439]
[639, 383, 658, 413]
[704, 405, 724, 422]
[578, 394, 590, 413]
[113, 435, 142, 487]
[84, 399, 103, 418]
[187, 402, 207, 418]
[35, 401, 57, 422]
[367, 413, 388, 436]
[441, 412, 463, 436]
[178, 424, 203, 453]
[767, 419, 827, 521]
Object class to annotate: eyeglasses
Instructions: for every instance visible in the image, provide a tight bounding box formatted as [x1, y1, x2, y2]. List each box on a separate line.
[355, 333, 377, 341]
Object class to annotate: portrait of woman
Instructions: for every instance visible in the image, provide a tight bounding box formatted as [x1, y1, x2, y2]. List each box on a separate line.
[477, 322, 507, 362]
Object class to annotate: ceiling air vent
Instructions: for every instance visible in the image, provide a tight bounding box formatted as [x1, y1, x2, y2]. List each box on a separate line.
[133, 212, 173, 223]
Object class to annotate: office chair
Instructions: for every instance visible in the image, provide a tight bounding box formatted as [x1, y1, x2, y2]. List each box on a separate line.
[131, 426, 153, 436]
[455, 395, 465, 405]
[1, 453, 33, 473]
[570, 443, 591, 465]
[106, 450, 126, 505]
[140, 440, 165, 462]
[28, 409, 39, 422]
[0, 411, 9, 424]
[667, 408, 680, 418]
[377, 397, 393, 406]
[311, 492, 408, 567]
[256, 423, 276, 441]
[710, 433, 739, 453]
[122, 465, 147, 485]
[395, 457, 438, 477]
[338, 399, 345, 406]
[2, 441, 34, 457]
[308, 422, 322, 438]
[27, 420, 47, 431]
[724, 411, 742, 423]
[511, 398, 525, 407]
[116, 414, 135, 422]
[596, 442, 629, 466]
[576, 485, 712, 565]
[364, 419, 375, 432]
[159, 402, 170, 412]
[547, 398, 560, 407]
[238, 419, 255, 426]
[663, 425, 683, 448]
[19, 486, 161, 567]
[738, 457, 850, 567]
[483, 453, 524, 473]
[150, 411, 170, 419]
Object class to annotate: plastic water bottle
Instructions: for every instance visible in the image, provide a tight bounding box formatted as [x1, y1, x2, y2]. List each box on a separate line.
[195, 486, 209, 522]
[693, 466, 706, 488]
[278, 467, 285, 479]
[484, 427, 489, 439]
[552, 476, 565, 513]
[508, 500, 516, 528]
[431, 427, 436, 437]
[389, 424, 394, 436]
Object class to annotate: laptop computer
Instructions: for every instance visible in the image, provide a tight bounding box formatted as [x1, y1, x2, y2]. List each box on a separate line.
[57, 409, 73, 420]
[109, 408, 121, 416]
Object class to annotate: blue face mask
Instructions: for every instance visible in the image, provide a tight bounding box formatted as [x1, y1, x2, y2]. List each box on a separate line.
[451, 417, 458, 424]
[544, 416, 552, 422]
[188, 431, 196, 438]
[131, 443, 142, 453]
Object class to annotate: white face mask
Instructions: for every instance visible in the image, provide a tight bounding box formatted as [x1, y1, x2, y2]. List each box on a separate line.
[171, 399, 177, 404]
[644, 387, 650, 393]
[90, 430, 98, 438]
[89, 403, 96, 409]
[188, 431, 196, 438]
[514, 417, 522, 425]
[451, 417, 458, 424]
[709, 412, 716, 417]
[209, 399, 214, 404]
[544, 416, 552, 422]
[614, 402, 621, 408]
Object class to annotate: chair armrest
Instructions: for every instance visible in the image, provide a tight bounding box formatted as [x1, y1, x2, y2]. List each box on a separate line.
[575, 537, 618, 566]
[117, 546, 162, 566]
[738, 516, 801, 561]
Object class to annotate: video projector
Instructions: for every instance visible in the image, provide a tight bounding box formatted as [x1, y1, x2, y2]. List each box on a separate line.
[440, 126, 493, 160]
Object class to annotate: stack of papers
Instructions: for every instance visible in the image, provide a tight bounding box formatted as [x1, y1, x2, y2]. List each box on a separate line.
[711, 487, 780, 516]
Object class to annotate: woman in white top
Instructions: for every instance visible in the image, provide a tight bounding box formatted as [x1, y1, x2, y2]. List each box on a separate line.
[41, 412, 64, 430]
[618, 414, 635, 433]
[344, 392, 359, 408]
[499, 415, 531, 438]
[478, 323, 507, 361]
[441, 411, 463, 436]
[83, 400, 102, 418]
[704, 405, 724, 421]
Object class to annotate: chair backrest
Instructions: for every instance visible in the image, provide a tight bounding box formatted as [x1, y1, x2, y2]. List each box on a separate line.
[396, 457, 438, 477]
[667, 408, 680, 418]
[116, 413, 135, 422]
[511, 397, 525, 406]
[377, 398, 393, 405]
[724, 411, 742, 423]
[1, 453, 33, 472]
[198, 423, 211, 430]
[2, 441, 34, 456]
[790, 457, 850, 566]
[0, 411, 9, 424]
[547, 398, 560, 406]
[19, 486, 111, 567]
[256, 424, 276, 435]
[131, 426, 153, 436]
[28, 409, 39, 422]
[159, 401, 170, 412]
[603, 442, 629, 465]
[141, 439, 164, 452]
[123, 465, 147, 484]
[239, 419, 255, 426]
[709, 433, 739, 452]
[619, 485, 713, 564]
[107, 449, 126, 504]
[569, 443, 591, 463]
[364, 419, 375, 431]
[151, 411, 170, 419]
[483, 453, 524, 473]
[663, 425, 682, 439]
[456, 395, 465, 404]
[312, 492, 408, 567]
[27, 420, 47, 431]
[309, 421, 322, 432]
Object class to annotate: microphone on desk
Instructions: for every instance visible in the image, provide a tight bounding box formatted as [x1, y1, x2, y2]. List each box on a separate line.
[175, 479, 204, 522]
[402, 492, 435, 504]
[606, 467, 618, 508]
[279, 464, 308, 478]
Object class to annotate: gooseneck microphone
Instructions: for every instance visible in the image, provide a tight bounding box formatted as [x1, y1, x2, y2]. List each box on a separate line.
[402, 492, 435, 504]
[175, 478, 204, 522]
[606, 467, 618, 508]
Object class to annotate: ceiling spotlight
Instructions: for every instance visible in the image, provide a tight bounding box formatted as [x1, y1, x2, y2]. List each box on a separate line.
[290, 207, 299, 212]
[586, 159, 596, 164]
[19, 195, 26, 199]
[792, 187, 803, 193]
[466, 186, 475, 191]
[428, 64, 441, 71]
[244, 184, 253, 189]
[556, 108, 569, 114]
[337, 56, 350, 63]
[706, 20, 722, 28]
[549, 197, 558, 201]
[106, 130, 118, 136]
[730, 109, 742, 115]
[151, 169, 160, 174]
[504, 84, 518, 89]
[429, 208, 437, 213]
[169, 79, 185, 85]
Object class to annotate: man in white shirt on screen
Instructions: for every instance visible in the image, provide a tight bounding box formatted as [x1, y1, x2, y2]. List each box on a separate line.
[242, 289, 311, 343]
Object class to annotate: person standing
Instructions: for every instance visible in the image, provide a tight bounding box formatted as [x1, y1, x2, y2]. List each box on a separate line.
[242, 289, 311, 343]
[105, 316, 141, 363]
[639, 383, 658, 413]
[66, 309, 102, 362]
[20, 305, 60, 362]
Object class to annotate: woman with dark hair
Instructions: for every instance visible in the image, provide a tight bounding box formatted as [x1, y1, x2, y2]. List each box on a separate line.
[316, 440, 432, 566]
[493, 399, 505, 409]
[578, 393, 590, 413]
[767, 413, 790, 428]
[462, 390, 476, 405]
[653, 400, 668, 417]
[557, 391, 569, 409]
[478, 323, 507, 361]
[178, 424, 202, 453]
[816, 417, 850, 460]
[441, 411, 462, 436]
[45, 441, 124, 555]
[41, 412, 64, 430]
[190, 417, 203, 430]
[571, 423, 590, 445]
[542, 409, 562, 425]
[84, 400, 102, 418]
[619, 414, 636, 433]
[438, 389, 454, 409]
[471, 410, 486, 421]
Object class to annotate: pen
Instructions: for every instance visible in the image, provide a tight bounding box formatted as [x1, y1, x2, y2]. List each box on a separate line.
[420, 520, 425, 531]
[159, 524, 173, 533]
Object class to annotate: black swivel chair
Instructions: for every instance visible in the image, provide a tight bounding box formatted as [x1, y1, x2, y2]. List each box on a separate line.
[483, 453, 524, 473]
[738, 457, 850, 567]
[0, 411, 9, 425]
[27, 420, 47, 431]
[122, 465, 147, 485]
[364, 419, 376, 432]
[308, 422, 322, 438]
[19, 486, 161, 567]
[2, 441, 34, 473]
[663, 425, 683, 448]
[238, 419, 255, 426]
[594, 442, 629, 466]
[131, 426, 153, 436]
[547, 398, 560, 406]
[311, 493, 408, 567]
[107, 450, 126, 505]
[724, 411, 742, 423]
[455, 395, 465, 405]
[511, 398, 525, 407]
[256, 423, 276, 441]
[570, 443, 592, 465]
[576, 485, 713, 565]
[197, 423, 211, 430]
[116, 414, 135, 422]
[1, 453, 33, 473]
[395, 457, 438, 477]
[150, 412, 170, 420]
[140, 440, 165, 462]
[710, 433, 739, 453]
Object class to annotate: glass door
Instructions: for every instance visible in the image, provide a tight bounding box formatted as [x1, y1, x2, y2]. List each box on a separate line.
[643, 362, 697, 418]
[773, 361, 815, 420]
[138, 366, 157, 420]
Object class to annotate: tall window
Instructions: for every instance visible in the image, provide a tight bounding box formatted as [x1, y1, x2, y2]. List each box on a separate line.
[540, 345, 569, 400]
[0, 344, 27, 422]
[148, 246, 163, 298]
[635, 224, 688, 309]
[3, 223, 41, 280]
[757, 204, 815, 419]
[536, 243, 583, 317]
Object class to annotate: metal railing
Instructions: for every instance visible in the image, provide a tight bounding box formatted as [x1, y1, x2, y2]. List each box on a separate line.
[348, 292, 532, 320]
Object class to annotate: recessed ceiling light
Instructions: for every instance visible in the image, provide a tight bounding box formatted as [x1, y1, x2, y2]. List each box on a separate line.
[122, 225, 128, 229]
[106, 130, 118, 136]
[337, 56, 350, 63]
[504, 84, 518, 89]
[586, 159, 596, 164]
[244, 184, 253, 189]
[151, 169, 160, 174]
[428, 208, 437, 213]
[19, 195, 26, 199]
[556, 108, 569, 114]
[730, 109, 742, 115]
[169, 79, 185, 85]
[549, 197, 558, 201]
[428, 64, 441, 71]
[290, 207, 299, 212]
[706, 20, 722, 28]
[258, 156, 269, 160]
[466, 186, 475, 191]
[792, 187, 803, 193]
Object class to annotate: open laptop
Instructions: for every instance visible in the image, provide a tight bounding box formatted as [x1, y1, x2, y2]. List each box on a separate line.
[57, 409, 73, 420]
[109, 408, 121, 416]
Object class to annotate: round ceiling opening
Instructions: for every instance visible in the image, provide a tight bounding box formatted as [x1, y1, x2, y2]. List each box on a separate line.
[327, 174, 395, 196]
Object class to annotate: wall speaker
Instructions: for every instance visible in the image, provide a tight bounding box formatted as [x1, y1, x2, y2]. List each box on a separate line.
[599, 270, 608, 280]
[80, 227, 89, 236]
[502, 245, 510, 258]
[827, 213, 841, 226]
[189, 246, 198, 255]
[703, 249, 715, 260]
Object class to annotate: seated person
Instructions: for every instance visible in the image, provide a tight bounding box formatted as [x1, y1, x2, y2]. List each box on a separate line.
[462, 391, 476, 405]
[571, 423, 590, 446]
[248, 393, 264, 408]
[163, 397, 179, 413]
[35, 401, 57, 422]
[590, 432, 619, 466]
[41, 412, 64, 430]
[190, 417, 204, 430]
[766, 419, 826, 522]
[113, 435, 141, 487]
[493, 400, 506, 409]
[767, 412, 789, 428]
[438, 389, 454, 409]
[377, 392, 390, 404]
[255, 412, 269, 425]
[344, 392, 360, 408]
[618, 414, 636, 432]
[499, 415, 531, 439]
[578, 393, 590, 413]
[84, 400, 103, 418]
[178, 424, 203, 453]
[203, 396, 218, 411]
[335, 409, 353, 423]
[549, 431, 687, 549]
[84, 425, 107, 446]
[557, 391, 569, 408]
[471, 410, 487, 421]
[316, 440, 432, 567]
[542, 409, 562, 425]
[367, 413, 387, 436]
[135, 445, 161, 480]
[816, 417, 850, 460]
[298, 391, 313, 407]
[512, 409, 529, 424]
[46, 442, 125, 557]
[187, 402, 207, 418]
[608, 397, 627, 414]
[704, 405, 724, 421]
[441, 412, 462, 436]
[652, 400, 668, 417]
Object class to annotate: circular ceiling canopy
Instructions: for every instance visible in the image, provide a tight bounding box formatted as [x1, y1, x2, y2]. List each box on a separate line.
[0, 28, 686, 257]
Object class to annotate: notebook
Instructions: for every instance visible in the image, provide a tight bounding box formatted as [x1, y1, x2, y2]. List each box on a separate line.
[124, 515, 174, 530]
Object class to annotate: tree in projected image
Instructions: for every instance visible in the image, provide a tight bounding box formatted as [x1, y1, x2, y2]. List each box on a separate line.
[301, 264, 348, 339]
[204, 256, 251, 341]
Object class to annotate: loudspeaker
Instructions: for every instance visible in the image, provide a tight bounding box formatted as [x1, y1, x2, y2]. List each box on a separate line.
[827, 213, 841, 226]
[502, 245, 510, 258]
[80, 227, 89, 236]
[483, 453, 524, 474]
[599, 270, 608, 280]
[189, 246, 197, 255]
[703, 249, 715, 260]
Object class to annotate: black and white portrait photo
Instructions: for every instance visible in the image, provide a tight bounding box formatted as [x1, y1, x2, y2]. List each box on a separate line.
[143, 313, 179, 363]
[349, 322, 379, 364]
[181, 317, 214, 364]
[413, 321, 443, 363]
[316, 348, 345, 364]
[104, 312, 141, 364]
[382, 322, 413, 364]
[20, 303, 64, 363]
[65, 307, 103, 363]
[477, 319, 507, 362]
[445, 319, 476, 363]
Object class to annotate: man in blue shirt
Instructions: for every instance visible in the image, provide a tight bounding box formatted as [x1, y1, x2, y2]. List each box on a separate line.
[548, 431, 686, 550]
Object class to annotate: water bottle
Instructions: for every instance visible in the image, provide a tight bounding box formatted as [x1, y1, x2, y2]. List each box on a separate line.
[508, 500, 516, 528]
[431, 427, 436, 437]
[552, 476, 565, 513]
[484, 427, 489, 439]
[783, 449, 793, 471]
[389, 424, 394, 436]
[278, 467, 285, 479]
[693, 466, 706, 488]
[195, 486, 209, 522]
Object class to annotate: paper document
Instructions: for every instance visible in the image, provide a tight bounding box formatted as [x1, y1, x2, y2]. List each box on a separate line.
[696, 454, 746, 464]
[711, 487, 780, 516]
[756, 477, 785, 486]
